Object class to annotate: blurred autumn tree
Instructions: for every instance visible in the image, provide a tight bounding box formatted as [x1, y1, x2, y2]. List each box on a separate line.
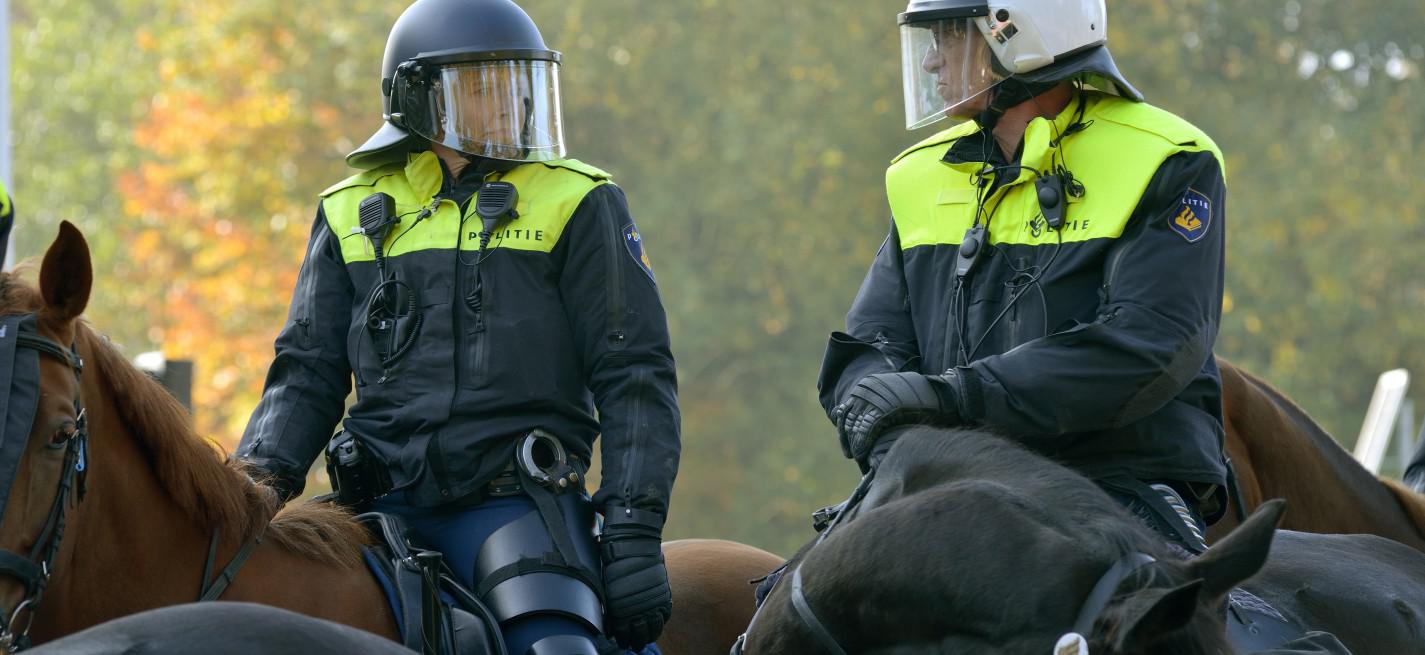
[10, 0, 1424, 554]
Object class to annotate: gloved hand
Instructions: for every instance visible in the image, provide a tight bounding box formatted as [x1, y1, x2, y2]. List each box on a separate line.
[234, 457, 303, 504]
[599, 510, 672, 651]
[832, 371, 964, 467]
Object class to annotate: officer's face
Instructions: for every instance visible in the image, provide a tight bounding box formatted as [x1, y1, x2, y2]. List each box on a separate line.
[919, 20, 994, 117]
[434, 65, 530, 157]
[456, 84, 522, 143]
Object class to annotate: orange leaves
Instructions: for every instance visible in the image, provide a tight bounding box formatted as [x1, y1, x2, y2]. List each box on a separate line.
[105, 0, 380, 447]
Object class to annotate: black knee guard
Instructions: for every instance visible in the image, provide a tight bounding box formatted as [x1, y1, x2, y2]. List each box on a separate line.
[473, 496, 603, 632]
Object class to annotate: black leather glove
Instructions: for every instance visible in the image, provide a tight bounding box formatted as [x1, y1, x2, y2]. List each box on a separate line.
[599, 508, 672, 651]
[832, 371, 964, 467]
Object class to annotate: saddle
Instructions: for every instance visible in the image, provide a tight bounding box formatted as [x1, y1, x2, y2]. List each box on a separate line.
[357, 511, 504, 655]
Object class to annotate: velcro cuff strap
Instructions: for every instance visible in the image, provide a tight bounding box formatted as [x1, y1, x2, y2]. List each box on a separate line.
[601, 506, 665, 531]
[602, 539, 662, 561]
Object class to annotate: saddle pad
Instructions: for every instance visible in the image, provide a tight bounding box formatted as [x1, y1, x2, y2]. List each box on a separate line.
[363, 547, 408, 642]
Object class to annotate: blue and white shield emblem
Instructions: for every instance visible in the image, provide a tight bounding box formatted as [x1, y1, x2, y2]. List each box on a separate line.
[623, 222, 655, 281]
[1169, 188, 1212, 243]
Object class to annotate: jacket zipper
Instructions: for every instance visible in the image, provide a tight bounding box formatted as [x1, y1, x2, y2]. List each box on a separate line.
[603, 199, 627, 350]
[619, 367, 646, 514]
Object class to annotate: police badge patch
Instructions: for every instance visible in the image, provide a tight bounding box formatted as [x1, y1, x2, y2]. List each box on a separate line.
[623, 222, 655, 281]
[1169, 188, 1212, 243]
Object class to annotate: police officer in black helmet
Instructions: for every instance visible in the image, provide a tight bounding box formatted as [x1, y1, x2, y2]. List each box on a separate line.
[238, 1, 680, 653]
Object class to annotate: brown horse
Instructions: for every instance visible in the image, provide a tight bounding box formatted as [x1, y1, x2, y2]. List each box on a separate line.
[1214, 358, 1425, 549]
[0, 221, 778, 654]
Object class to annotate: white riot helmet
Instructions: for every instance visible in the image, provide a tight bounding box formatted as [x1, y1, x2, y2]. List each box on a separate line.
[899, 0, 1140, 129]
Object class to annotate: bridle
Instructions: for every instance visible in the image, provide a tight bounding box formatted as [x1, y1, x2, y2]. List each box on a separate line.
[0, 331, 262, 652]
[0, 333, 87, 653]
[729, 469, 1159, 655]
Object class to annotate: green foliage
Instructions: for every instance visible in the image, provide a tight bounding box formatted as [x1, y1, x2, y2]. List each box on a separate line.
[9, 0, 1424, 555]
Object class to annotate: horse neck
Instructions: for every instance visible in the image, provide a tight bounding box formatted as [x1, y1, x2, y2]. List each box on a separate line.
[32, 366, 213, 639]
[1227, 365, 1425, 548]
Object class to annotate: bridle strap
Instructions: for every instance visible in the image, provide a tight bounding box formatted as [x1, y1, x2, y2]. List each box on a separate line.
[789, 565, 848, 655]
[13, 335, 81, 375]
[1071, 552, 1157, 636]
[0, 554, 39, 594]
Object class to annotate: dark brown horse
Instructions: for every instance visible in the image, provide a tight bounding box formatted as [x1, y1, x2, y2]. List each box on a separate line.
[1215, 358, 1425, 549]
[0, 221, 778, 654]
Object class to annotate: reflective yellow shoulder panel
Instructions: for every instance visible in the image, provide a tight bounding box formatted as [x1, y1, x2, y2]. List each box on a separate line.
[319, 162, 406, 198]
[887, 94, 1225, 250]
[323, 158, 612, 263]
[1091, 100, 1227, 177]
[542, 158, 613, 181]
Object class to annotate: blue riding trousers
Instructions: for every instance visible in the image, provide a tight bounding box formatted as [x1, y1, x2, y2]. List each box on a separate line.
[372, 492, 601, 655]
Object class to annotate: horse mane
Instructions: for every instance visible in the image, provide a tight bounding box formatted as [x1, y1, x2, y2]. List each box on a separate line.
[72, 319, 370, 568]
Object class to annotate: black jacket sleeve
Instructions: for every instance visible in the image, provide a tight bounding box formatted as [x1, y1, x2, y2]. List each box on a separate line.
[237, 206, 355, 493]
[817, 221, 921, 418]
[556, 184, 681, 521]
[958, 150, 1226, 435]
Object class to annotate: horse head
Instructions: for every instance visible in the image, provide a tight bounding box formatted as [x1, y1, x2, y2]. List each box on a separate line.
[741, 428, 1285, 655]
[0, 222, 91, 648]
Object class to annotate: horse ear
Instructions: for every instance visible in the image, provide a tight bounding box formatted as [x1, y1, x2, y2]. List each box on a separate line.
[1185, 498, 1285, 600]
[39, 221, 92, 322]
[1109, 579, 1204, 651]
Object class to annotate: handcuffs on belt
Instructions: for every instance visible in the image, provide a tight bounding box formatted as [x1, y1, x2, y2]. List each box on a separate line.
[488, 430, 583, 498]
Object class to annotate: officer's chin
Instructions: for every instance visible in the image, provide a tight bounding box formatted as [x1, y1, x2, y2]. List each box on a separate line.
[945, 95, 990, 123]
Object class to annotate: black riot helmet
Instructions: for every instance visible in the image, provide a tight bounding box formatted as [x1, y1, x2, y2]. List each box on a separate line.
[347, 0, 566, 169]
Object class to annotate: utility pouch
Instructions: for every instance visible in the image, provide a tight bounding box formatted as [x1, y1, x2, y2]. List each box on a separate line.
[325, 430, 393, 508]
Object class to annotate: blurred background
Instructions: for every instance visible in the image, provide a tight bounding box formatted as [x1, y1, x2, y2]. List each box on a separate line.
[5, 0, 1423, 555]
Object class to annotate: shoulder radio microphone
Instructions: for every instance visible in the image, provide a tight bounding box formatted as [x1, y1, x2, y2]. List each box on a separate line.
[358, 192, 399, 276]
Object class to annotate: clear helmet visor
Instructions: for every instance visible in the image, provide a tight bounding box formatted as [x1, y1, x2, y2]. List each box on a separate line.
[399, 59, 565, 162]
[901, 18, 1006, 130]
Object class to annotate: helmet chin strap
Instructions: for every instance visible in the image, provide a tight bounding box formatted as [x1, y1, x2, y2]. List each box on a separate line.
[977, 77, 1064, 127]
[457, 152, 521, 175]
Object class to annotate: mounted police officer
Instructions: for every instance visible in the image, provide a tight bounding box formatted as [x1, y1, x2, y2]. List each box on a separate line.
[810, 6, 1362, 651]
[237, 1, 679, 653]
[821, 0, 1229, 557]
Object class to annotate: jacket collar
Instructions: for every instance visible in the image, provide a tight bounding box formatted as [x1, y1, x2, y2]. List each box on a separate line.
[940, 91, 1097, 190]
[404, 150, 445, 202]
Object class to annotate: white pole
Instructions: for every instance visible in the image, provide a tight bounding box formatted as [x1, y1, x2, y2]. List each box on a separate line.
[1354, 369, 1410, 474]
[1396, 399, 1416, 477]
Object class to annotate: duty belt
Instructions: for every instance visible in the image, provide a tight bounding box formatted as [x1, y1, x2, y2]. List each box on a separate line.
[469, 430, 587, 502]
